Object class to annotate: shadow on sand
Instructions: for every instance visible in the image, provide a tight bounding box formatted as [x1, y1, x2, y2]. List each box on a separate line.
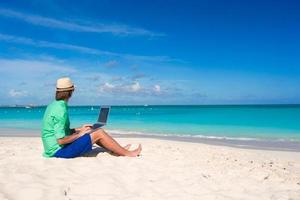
[83, 146, 116, 157]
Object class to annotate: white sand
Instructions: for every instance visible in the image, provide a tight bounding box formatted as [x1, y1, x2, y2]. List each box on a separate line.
[0, 136, 300, 200]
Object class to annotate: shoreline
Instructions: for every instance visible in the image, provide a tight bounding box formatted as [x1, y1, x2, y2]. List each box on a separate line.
[1, 128, 300, 152]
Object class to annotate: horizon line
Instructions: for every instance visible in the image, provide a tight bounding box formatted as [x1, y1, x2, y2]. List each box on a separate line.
[1, 103, 300, 107]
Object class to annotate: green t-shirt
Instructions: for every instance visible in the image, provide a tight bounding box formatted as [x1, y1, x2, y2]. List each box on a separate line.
[41, 100, 71, 157]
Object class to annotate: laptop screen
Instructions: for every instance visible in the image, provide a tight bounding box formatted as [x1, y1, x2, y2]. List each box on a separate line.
[97, 107, 110, 124]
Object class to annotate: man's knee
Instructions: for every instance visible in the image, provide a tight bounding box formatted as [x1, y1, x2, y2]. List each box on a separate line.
[93, 128, 106, 139]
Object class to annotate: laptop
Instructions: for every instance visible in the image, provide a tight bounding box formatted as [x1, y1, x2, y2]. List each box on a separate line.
[92, 106, 110, 129]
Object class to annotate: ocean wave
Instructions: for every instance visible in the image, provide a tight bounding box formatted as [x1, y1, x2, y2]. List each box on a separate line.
[108, 129, 300, 142]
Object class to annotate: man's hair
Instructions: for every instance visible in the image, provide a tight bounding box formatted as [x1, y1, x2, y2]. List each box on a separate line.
[55, 90, 73, 101]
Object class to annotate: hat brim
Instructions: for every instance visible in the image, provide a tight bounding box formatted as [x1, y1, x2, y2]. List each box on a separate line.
[56, 85, 75, 92]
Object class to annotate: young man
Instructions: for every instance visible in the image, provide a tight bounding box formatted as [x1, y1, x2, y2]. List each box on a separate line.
[41, 77, 142, 158]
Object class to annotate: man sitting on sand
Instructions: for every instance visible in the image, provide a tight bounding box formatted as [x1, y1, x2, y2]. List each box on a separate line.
[41, 77, 142, 158]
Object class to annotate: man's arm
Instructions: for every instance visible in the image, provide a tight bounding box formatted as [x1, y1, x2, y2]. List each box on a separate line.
[57, 126, 92, 145]
[57, 133, 82, 145]
[70, 124, 93, 134]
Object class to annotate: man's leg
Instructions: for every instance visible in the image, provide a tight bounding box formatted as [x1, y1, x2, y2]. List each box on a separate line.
[90, 129, 141, 157]
[97, 141, 131, 150]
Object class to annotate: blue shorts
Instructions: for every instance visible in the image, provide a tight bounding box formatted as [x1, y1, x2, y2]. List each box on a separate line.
[54, 134, 92, 158]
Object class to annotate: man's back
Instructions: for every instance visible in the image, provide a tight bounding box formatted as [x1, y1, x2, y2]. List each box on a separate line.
[41, 100, 70, 157]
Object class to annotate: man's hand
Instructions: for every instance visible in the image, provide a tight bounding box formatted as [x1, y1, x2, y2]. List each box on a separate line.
[81, 124, 93, 129]
[73, 124, 93, 134]
[78, 126, 92, 137]
[80, 124, 92, 133]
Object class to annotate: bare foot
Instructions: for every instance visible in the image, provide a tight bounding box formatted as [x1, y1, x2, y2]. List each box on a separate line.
[127, 144, 142, 157]
[110, 144, 131, 156]
[124, 144, 131, 150]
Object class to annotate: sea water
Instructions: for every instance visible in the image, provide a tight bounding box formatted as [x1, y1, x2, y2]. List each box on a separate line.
[0, 105, 299, 141]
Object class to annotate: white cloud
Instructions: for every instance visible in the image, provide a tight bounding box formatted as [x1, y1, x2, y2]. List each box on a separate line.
[0, 56, 169, 104]
[153, 84, 161, 93]
[98, 81, 142, 94]
[131, 73, 146, 80]
[129, 81, 141, 92]
[9, 89, 28, 97]
[0, 58, 80, 102]
[104, 60, 118, 68]
[0, 33, 174, 62]
[97, 81, 167, 97]
[0, 8, 164, 37]
[0, 33, 113, 56]
[0, 57, 118, 104]
[111, 76, 123, 82]
[99, 82, 116, 92]
[0, 58, 77, 76]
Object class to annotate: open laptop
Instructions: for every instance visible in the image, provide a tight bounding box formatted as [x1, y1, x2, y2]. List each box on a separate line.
[92, 106, 110, 129]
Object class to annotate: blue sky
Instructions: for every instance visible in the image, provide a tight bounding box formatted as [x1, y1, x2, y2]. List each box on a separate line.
[0, 0, 300, 105]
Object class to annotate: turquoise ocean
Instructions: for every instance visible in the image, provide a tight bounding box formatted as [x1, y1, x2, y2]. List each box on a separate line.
[0, 105, 300, 141]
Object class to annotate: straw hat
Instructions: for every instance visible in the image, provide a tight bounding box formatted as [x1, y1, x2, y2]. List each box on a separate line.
[56, 77, 75, 92]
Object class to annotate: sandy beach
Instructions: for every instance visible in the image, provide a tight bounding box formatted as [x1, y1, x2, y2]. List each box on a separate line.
[0, 136, 299, 200]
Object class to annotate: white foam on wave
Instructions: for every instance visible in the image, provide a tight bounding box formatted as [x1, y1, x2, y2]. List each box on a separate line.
[108, 129, 300, 142]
